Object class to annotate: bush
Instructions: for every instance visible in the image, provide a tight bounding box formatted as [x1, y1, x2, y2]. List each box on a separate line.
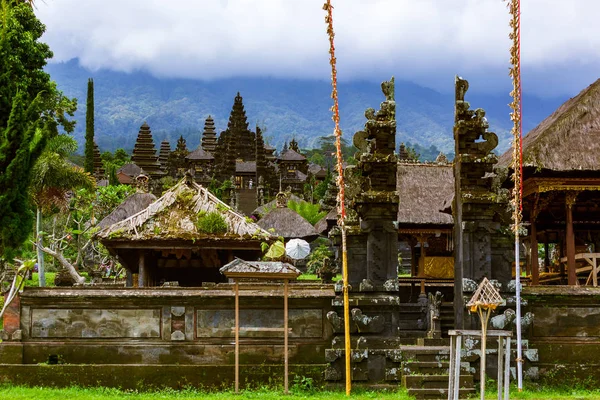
[196, 211, 228, 235]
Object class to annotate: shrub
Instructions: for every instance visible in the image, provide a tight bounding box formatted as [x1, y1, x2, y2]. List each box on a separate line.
[196, 211, 228, 235]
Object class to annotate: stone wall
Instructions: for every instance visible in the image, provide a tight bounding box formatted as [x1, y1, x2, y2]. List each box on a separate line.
[0, 284, 334, 388]
[523, 286, 600, 386]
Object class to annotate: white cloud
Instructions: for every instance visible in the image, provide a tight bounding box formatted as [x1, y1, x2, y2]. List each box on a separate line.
[36, 0, 600, 96]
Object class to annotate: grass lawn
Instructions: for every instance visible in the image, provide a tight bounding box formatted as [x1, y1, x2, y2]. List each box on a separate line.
[1, 386, 600, 400]
[0, 386, 413, 400]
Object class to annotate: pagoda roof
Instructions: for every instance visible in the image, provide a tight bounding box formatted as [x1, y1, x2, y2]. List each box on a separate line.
[396, 162, 454, 226]
[187, 147, 214, 161]
[236, 161, 256, 173]
[96, 177, 272, 242]
[278, 149, 306, 161]
[498, 78, 600, 172]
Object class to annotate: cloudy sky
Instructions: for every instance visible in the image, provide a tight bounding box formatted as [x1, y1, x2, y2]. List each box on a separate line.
[36, 0, 599, 97]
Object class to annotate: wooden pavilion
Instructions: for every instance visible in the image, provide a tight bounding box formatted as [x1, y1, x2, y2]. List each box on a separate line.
[96, 176, 273, 287]
[396, 160, 455, 278]
[498, 79, 600, 285]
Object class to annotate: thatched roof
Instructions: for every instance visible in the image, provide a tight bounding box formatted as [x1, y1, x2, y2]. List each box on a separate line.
[97, 192, 157, 230]
[498, 79, 600, 171]
[252, 194, 306, 218]
[278, 149, 306, 161]
[397, 163, 454, 225]
[236, 161, 256, 173]
[96, 177, 272, 241]
[220, 258, 301, 279]
[118, 163, 144, 177]
[186, 147, 214, 161]
[257, 207, 318, 239]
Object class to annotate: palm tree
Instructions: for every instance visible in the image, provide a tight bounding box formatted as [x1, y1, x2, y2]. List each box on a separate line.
[30, 134, 95, 286]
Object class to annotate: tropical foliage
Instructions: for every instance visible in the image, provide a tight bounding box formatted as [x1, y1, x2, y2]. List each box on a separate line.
[287, 200, 326, 226]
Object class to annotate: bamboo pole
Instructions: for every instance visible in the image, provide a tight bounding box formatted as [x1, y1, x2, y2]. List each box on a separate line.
[506, 0, 523, 391]
[235, 280, 240, 393]
[323, 1, 351, 395]
[284, 279, 289, 394]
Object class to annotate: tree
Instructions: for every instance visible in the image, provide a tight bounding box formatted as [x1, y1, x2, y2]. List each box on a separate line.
[0, 0, 76, 258]
[30, 134, 95, 286]
[84, 78, 94, 173]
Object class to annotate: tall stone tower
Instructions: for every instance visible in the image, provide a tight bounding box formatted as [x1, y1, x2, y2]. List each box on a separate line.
[158, 140, 171, 173]
[131, 122, 162, 179]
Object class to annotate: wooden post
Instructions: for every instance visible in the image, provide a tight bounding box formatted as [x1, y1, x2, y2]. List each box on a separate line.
[497, 337, 504, 400]
[138, 251, 146, 287]
[418, 237, 426, 278]
[284, 279, 289, 394]
[566, 193, 577, 285]
[235, 280, 239, 393]
[530, 220, 539, 285]
[448, 335, 455, 400]
[503, 337, 511, 400]
[453, 335, 461, 400]
[544, 236, 550, 272]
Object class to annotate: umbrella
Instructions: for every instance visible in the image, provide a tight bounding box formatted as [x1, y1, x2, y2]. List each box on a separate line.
[285, 238, 311, 260]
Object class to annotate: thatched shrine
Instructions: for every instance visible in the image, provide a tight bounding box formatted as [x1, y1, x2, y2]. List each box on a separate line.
[96, 176, 272, 287]
[498, 78, 600, 286]
[396, 161, 454, 278]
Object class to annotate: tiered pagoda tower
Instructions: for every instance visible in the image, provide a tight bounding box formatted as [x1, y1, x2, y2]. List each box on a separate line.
[158, 140, 171, 173]
[224, 92, 255, 161]
[93, 142, 104, 179]
[131, 122, 162, 179]
[201, 116, 218, 153]
[167, 135, 189, 178]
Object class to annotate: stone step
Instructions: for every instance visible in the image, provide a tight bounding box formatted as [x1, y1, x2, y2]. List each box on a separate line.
[417, 338, 450, 346]
[402, 361, 468, 375]
[402, 374, 473, 390]
[408, 387, 476, 400]
[399, 346, 450, 362]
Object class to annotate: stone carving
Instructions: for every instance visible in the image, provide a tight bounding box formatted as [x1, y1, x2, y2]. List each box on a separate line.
[351, 308, 384, 333]
[507, 279, 522, 293]
[427, 291, 444, 339]
[463, 278, 478, 293]
[383, 279, 399, 292]
[326, 311, 343, 332]
[359, 279, 374, 292]
[490, 309, 516, 330]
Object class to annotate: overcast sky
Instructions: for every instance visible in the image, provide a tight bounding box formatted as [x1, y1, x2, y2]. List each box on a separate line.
[36, 0, 599, 97]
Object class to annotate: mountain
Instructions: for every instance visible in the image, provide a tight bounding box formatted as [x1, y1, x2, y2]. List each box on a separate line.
[46, 59, 567, 158]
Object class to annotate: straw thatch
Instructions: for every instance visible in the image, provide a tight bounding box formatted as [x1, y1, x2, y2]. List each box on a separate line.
[236, 161, 256, 173]
[278, 149, 306, 161]
[498, 79, 600, 171]
[252, 194, 306, 218]
[314, 208, 338, 235]
[96, 177, 272, 240]
[397, 162, 454, 225]
[186, 147, 214, 161]
[97, 192, 157, 230]
[257, 207, 318, 240]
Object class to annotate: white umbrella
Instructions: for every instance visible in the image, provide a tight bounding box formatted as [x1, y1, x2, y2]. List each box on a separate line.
[285, 239, 311, 260]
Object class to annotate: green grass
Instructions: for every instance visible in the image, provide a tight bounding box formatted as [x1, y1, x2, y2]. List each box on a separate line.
[0, 386, 412, 399]
[1, 385, 600, 400]
[297, 274, 342, 281]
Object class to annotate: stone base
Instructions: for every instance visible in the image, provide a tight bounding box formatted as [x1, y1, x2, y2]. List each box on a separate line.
[0, 364, 325, 390]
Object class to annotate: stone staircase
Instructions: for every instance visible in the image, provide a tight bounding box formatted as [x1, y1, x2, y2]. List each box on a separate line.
[400, 341, 475, 400]
[237, 188, 257, 216]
